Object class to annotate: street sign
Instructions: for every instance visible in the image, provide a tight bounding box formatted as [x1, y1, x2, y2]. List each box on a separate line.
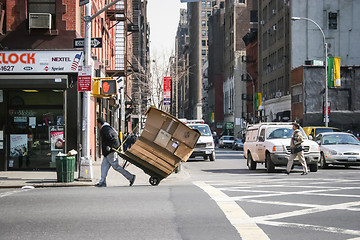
[78, 66, 92, 92]
[79, 0, 89, 6]
[74, 38, 103, 48]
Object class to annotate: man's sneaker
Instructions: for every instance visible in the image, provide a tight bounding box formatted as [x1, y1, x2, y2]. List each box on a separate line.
[95, 182, 107, 187]
[129, 175, 136, 186]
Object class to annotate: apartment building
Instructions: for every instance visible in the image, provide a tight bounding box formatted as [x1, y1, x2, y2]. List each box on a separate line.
[258, 0, 360, 132]
[0, 0, 144, 171]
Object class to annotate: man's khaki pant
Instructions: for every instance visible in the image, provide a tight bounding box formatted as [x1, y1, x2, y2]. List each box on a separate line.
[286, 151, 308, 173]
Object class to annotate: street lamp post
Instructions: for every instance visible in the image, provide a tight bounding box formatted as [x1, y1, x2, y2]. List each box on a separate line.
[246, 73, 256, 124]
[291, 17, 329, 127]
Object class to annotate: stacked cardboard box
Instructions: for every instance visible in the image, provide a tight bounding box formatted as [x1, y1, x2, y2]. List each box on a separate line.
[126, 107, 200, 179]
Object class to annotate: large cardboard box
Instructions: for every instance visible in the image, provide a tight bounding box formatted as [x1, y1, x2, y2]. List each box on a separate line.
[145, 108, 167, 129]
[154, 129, 171, 148]
[141, 124, 158, 142]
[124, 107, 200, 180]
[165, 138, 180, 154]
[173, 123, 200, 148]
[161, 118, 179, 135]
[136, 138, 180, 166]
[174, 143, 194, 162]
[127, 144, 173, 174]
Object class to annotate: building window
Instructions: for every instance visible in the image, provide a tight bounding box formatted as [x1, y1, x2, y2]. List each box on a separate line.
[202, 40, 206, 46]
[207, 11, 211, 17]
[328, 12, 337, 29]
[202, 11, 206, 18]
[202, 49, 206, 55]
[292, 85, 303, 103]
[28, 0, 56, 29]
[202, 20, 206, 27]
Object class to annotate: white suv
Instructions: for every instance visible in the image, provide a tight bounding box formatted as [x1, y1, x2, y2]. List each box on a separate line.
[243, 122, 320, 173]
[186, 120, 216, 161]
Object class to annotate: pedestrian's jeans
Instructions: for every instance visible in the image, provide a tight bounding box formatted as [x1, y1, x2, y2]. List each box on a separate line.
[99, 151, 133, 184]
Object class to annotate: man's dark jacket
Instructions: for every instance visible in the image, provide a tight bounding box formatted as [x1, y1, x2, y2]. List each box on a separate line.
[100, 125, 120, 157]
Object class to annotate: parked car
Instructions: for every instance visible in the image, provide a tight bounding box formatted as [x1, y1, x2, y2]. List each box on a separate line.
[314, 132, 360, 168]
[303, 126, 340, 139]
[186, 120, 215, 161]
[244, 122, 320, 173]
[232, 138, 244, 151]
[218, 136, 235, 148]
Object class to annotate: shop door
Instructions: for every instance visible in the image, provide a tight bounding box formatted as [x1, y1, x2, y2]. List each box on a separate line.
[7, 90, 64, 170]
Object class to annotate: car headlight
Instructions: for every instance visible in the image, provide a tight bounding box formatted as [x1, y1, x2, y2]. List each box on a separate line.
[272, 145, 284, 152]
[310, 145, 320, 151]
[328, 150, 338, 155]
[206, 142, 214, 147]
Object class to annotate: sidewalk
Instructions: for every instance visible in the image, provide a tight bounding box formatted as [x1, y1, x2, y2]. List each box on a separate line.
[0, 160, 189, 188]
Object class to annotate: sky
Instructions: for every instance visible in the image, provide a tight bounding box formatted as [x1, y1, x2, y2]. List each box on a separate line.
[147, 0, 187, 70]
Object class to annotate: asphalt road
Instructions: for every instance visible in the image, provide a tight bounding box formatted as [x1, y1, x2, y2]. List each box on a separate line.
[1, 148, 359, 240]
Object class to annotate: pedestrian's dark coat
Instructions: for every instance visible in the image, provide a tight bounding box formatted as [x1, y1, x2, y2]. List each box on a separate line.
[100, 125, 120, 156]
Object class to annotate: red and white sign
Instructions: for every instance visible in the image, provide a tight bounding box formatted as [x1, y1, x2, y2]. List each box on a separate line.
[78, 65, 92, 92]
[0, 51, 83, 73]
[163, 77, 172, 106]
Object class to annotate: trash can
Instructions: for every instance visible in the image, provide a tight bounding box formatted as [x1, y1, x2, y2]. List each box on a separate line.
[56, 155, 76, 182]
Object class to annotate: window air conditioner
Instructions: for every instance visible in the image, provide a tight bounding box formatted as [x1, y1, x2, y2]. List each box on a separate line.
[29, 13, 52, 29]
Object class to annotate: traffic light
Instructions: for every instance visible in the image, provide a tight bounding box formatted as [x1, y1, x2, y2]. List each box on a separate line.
[101, 80, 117, 95]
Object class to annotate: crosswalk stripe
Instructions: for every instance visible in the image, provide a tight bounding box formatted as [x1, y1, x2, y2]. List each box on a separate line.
[194, 181, 270, 240]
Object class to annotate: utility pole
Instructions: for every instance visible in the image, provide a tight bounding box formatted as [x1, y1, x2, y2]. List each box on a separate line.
[79, 0, 123, 180]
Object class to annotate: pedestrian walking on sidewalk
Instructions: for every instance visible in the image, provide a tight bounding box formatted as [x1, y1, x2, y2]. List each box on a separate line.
[95, 117, 136, 187]
[286, 122, 308, 175]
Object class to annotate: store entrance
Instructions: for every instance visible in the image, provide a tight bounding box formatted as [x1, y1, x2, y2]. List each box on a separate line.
[7, 90, 64, 170]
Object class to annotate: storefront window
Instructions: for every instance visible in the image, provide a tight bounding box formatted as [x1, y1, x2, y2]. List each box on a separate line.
[7, 90, 64, 170]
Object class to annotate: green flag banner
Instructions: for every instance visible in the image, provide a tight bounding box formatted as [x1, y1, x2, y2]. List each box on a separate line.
[254, 93, 262, 110]
[328, 57, 335, 88]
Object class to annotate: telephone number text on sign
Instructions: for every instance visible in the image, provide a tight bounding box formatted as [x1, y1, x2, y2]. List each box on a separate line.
[0, 66, 15, 72]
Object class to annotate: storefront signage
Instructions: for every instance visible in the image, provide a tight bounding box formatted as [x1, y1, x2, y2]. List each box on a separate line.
[0, 51, 83, 73]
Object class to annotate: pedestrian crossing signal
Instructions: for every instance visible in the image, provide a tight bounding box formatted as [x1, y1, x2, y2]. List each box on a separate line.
[101, 80, 117, 95]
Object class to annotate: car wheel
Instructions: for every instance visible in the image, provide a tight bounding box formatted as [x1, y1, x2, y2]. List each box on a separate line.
[309, 163, 318, 172]
[247, 152, 256, 170]
[203, 155, 208, 161]
[266, 152, 275, 173]
[320, 153, 328, 169]
[209, 152, 215, 161]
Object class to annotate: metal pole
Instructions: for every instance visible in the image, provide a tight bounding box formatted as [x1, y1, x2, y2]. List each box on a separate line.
[247, 73, 255, 124]
[79, 2, 93, 180]
[291, 17, 328, 127]
[79, 0, 123, 180]
[324, 42, 328, 127]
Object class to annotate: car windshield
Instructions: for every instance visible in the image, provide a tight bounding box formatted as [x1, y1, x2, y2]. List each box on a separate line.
[266, 126, 307, 139]
[188, 125, 212, 136]
[322, 134, 360, 145]
[315, 128, 339, 136]
[223, 136, 234, 140]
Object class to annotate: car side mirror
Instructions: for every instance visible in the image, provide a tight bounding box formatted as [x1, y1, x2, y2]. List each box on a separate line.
[258, 136, 265, 142]
[308, 135, 313, 140]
